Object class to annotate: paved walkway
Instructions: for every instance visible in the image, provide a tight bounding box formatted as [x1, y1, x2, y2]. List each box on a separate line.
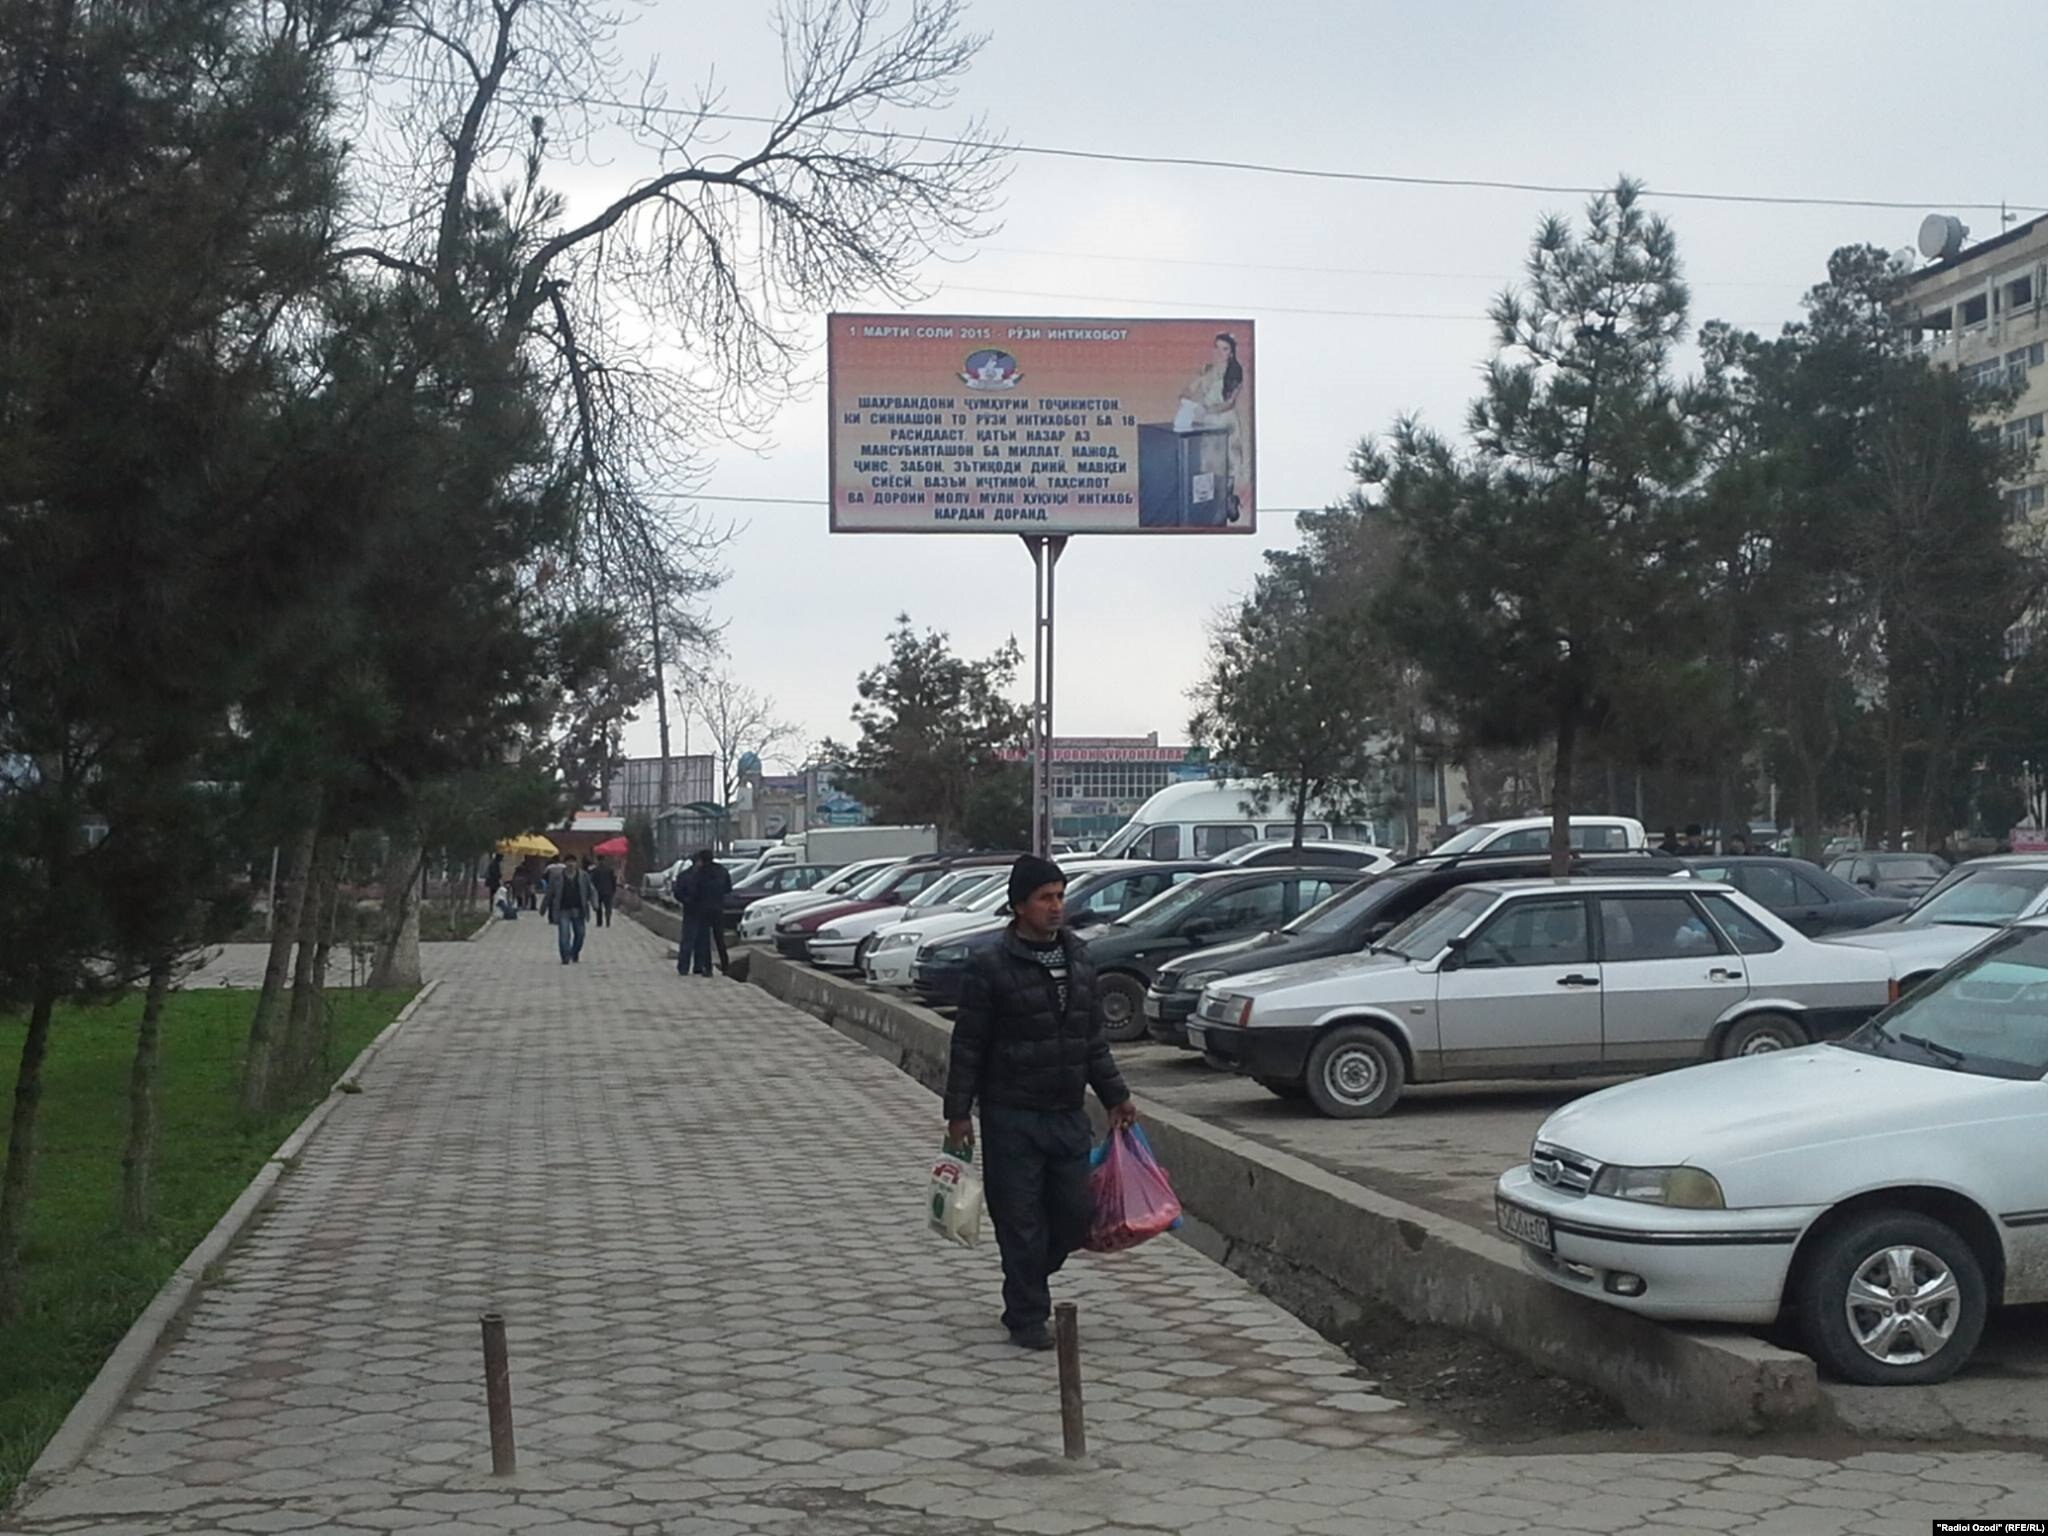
[9, 916, 2048, 1534]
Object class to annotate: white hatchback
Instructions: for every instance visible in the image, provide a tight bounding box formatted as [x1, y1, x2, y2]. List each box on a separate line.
[1498, 917, 2048, 1385]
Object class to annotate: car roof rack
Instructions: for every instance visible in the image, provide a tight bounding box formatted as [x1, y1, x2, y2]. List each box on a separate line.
[1389, 846, 1664, 871]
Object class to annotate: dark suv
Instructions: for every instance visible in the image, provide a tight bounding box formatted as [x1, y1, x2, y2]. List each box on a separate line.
[1146, 851, 1688, 1046]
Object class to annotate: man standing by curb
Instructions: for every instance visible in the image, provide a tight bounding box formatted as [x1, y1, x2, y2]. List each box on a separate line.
[943, 854, 1136, 1350]
[673, 850, 731, 978]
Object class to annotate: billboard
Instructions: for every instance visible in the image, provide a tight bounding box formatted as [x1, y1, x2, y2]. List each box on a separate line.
[828, 314, 1255, 534]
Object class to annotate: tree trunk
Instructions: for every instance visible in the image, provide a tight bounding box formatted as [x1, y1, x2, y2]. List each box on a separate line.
[1916, 690, 1956, 855]
[650, 597, 673, 815]
[368, 833, 424, 991]
[1796, 761, 1825, 865]
[243, 819, 319, 1116]
[1292, 768, 1309, 850]
[1549, 708, 1577, 878]
[284, 833, 344, 1089]
[0, 970, 59, 1321]
[1404, 735, 1422, 854]
[120, 960, 173, 1234]
[1716, 760, 1738, 856]
[1882, 660, 1906, 850]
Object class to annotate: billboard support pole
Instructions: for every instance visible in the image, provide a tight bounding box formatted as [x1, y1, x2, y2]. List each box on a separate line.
[1023, 534, 1068, 858]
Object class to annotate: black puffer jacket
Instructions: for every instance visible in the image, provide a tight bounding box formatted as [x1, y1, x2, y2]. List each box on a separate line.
[943, 928, 1131, 1122]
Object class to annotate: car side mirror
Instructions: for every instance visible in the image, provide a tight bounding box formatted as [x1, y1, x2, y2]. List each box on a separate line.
[1858, 877, 1876, 890]
[1438, 935, 1469, 973]
[1364, 920, 1394, 942]
[1070, 910, 1104, 929]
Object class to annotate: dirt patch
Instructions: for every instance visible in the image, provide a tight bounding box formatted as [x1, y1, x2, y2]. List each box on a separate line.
[1337, 1308, 1633, 1446]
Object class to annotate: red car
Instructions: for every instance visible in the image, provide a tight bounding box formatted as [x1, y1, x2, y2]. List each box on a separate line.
[769, 858, 1008, 961]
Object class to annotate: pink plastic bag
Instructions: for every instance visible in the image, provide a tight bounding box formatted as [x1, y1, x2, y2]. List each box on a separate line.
[1084, 1125, 1183, 1253]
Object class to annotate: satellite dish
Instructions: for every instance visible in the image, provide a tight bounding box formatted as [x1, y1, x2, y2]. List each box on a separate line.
[1918, 214, 1969, 262]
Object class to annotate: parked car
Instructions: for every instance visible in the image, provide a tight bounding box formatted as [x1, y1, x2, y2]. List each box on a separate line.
[1828, 851, 1950, 900]
[906, 861, 1219, 1009]
[1683, 855, 1911, 937]
[1083, 868, 1367, 1041]
[721, 861, 839, 928]
[811, 867, 1009, 970]
[1497, 916, 2048, 1385]
[1416, 815, 1646, 861]
[864, 875, 1024, 988]
[771, 856, 1010, 961]
[1210, 840, 1396, 873]
[1149, 851, 1689, 1046]
[1822, 856, 2048, 991]
[737, 857, 905, 943]
[1190, 878, 1893, 1119]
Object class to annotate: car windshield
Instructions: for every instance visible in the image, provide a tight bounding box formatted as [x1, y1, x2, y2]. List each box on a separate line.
[1842, 926, 2048, 1079]
[849, 866, 911, 900]
[1111, 879, 1214, 932]
[908, 870, 987, 910]
[1899, 868, 2048, 929]
[1284, 877, 1397, 936]
[965, 880, 1013, 913]
[1376, 888, 1496, 960]
[734, 866, 783, 892]
[1878, 855, 1948, 879]
[1427, 824, 1500, 857]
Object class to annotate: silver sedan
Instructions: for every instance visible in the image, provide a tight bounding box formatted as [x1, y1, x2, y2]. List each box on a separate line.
[1188, 877, 1896, 1119]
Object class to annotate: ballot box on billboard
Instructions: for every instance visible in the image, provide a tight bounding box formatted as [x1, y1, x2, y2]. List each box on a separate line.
[1138, 424, 1235, 529]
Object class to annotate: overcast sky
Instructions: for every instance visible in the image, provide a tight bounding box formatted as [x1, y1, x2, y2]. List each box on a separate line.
[593, 0, 2042, 766]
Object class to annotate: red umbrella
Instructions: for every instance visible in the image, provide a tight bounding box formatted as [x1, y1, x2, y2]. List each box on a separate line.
[592, 835, 629, 857]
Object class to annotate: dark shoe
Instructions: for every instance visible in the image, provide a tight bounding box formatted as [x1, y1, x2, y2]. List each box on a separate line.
[1008, 1324, 1054, 1352]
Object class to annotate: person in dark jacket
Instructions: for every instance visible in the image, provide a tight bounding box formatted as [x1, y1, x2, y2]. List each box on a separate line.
[673, 850, 732, 977]
[591, 858, 618, 927]
[943, 854, 1137, 1350]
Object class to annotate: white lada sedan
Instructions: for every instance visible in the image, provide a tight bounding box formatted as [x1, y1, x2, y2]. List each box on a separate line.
[1497, 917, 2048, 1385]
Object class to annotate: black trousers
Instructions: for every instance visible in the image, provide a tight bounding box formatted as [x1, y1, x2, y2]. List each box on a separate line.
[979, 1104, 1093, 1333]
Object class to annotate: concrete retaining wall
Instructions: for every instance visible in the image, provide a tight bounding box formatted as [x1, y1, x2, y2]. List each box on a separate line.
[745, 949, 1831, 1437]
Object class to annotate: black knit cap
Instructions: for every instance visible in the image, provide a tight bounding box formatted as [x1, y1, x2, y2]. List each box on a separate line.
[1008, 853, 1066, 910]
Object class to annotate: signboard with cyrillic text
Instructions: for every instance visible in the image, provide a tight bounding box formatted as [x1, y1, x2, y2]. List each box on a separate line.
[828, 314, 1255, 534]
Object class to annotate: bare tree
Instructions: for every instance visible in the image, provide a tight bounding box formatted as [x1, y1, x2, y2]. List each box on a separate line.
[685, 668, 803, 829]
[338, 0, 1006, 978]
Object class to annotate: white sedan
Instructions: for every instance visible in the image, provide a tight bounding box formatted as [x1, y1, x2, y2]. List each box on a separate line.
[1498, 917, 2048, 1385]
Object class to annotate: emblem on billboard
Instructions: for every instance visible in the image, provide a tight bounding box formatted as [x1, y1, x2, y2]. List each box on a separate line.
[959, 347, 1023, 390]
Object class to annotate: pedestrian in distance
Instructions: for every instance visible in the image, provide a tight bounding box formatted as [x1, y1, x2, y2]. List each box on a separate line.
[544, 855, 596, 965]
[673, 850, 731, 977]
[1657, 826, 1682, 856]
[484, 851, 503, 906]
[942, 854, 1137, 1351]
[591, 857, 617, 927]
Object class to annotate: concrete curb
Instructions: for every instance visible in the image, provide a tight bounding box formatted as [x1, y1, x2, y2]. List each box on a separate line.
[744, 952, 1832, 1437]
[13, 979, 442, 1506]
[466, 912, 495, 942]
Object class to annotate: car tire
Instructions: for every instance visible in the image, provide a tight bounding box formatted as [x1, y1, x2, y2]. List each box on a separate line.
[1096, 973, 1150, 1043]
[1797, 1211, 1987, 1385]
[1718, 1012, 1810, 1059]
[1254, 1076, 1308, 1100]
[1302, 1025, 1405, 1119]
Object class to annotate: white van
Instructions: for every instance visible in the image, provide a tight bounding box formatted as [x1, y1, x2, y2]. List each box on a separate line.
[1097, 779, 1381, 862]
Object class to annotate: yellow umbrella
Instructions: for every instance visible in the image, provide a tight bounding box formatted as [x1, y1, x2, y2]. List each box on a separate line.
[496, 833, 559, 857]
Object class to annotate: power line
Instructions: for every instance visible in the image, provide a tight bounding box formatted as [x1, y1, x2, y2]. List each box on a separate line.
[335, 66, 2044, 217]
[978, 246, 1798, 292]
[932, 283, 1491, 322]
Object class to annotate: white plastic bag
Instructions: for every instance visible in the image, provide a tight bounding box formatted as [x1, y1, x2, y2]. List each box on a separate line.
[1172, 398, 1201, 433]
[928, 1145, 985, 1247]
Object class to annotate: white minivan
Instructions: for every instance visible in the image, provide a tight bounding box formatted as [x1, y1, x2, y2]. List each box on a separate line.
[1098, 779, 1381, 863]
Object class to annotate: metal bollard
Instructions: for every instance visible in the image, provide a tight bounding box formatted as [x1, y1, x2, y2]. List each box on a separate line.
[1054, 1302, 1086, 1460]
[480, 1311, 517, 1475]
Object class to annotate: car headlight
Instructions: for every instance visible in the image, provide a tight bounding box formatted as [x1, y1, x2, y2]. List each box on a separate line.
[1180, 970, 1227, 994]
[1590, 1165, 1725, 1209]
[815, 926, 844, 941]
[878, 932, 920, 951]
[927, 945, 968, 965]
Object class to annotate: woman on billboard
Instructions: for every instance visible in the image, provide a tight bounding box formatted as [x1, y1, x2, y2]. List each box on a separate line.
[1175, 332, 1248, 522]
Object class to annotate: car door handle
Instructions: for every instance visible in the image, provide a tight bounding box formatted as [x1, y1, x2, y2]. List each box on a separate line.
[1709, 967, 1742, 982]
[1556, 973, 1600, 988]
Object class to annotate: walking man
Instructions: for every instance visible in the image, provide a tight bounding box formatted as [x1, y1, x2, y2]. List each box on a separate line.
[942, 854, 1136, 1351]
[591, 858, 617, 927]
[673, 850, 731, 977]
[544, 855, 596, 964]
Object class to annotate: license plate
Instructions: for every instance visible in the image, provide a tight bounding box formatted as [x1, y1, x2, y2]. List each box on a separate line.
[1496, 1199, 1553, 1252]
[1185, 1025, 1206, 1050]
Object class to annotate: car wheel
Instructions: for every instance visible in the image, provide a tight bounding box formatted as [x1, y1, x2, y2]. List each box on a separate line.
[1096, 973, 1150, 1043]
[1719, 1012, 1810, 1058]
[1302, 1025, 1405, 1119]
[1254, 1076, 1308, 1100]
[1797, 1211, 1987, 1385]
